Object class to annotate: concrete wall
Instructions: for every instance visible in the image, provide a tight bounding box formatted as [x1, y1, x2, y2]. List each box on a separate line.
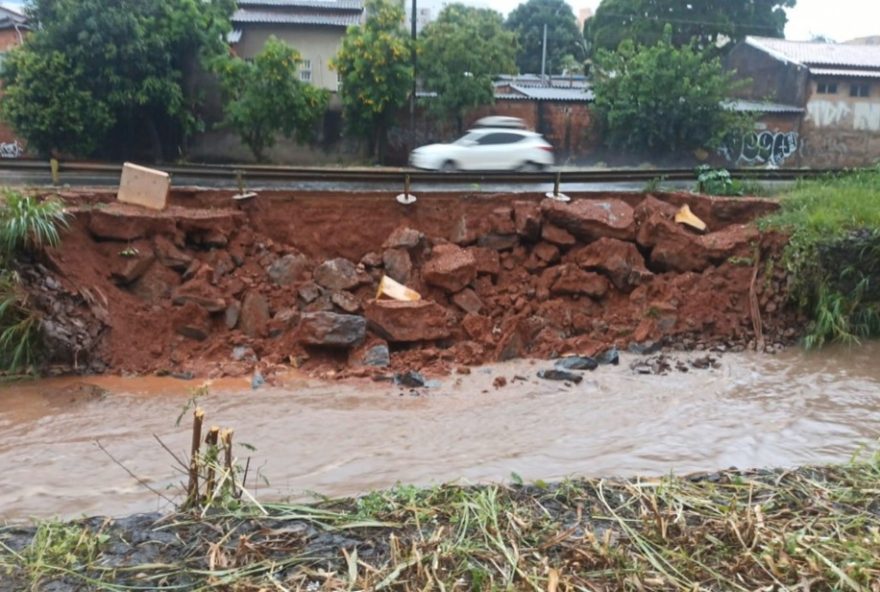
[725, 43, 809, 106]
[717, 113, 803, 168]
[234, 24, 345, 92]
[801, 77, 880, 167]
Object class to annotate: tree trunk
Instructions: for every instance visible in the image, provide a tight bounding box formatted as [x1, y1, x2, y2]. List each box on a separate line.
[146, 117, 164, 164]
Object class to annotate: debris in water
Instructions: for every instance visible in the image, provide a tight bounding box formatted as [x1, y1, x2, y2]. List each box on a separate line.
[537, 369, 583, 384]
[251, 371, 265, 390]
[493, 376, 507, 389]
[628, 340, 662, 355]
[596, 347, 620, 366]
[395, 371, 427, 388]
[554, 356, 598, 371]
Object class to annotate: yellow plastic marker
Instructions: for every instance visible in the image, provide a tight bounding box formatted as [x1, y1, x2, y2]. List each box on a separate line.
[675, 204, 707, 232]
[376, 275, 421, 301]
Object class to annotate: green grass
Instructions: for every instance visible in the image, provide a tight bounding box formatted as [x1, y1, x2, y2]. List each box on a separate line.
[2, 461, 879, 591]
[0, 189, 69, 255]
[761, 167, 880, 348]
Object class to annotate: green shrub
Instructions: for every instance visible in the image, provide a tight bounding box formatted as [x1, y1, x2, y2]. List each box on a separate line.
[0, 189, 69, 255]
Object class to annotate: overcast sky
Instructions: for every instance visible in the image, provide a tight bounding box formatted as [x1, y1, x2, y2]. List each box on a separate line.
[2, 0, 878, 42]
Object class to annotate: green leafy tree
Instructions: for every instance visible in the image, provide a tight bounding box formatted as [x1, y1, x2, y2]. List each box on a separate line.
[587, 0, 796, 55]
[214, 37, 329, 162]
[332, 0, 413, 162]
[0, 0, 235, 160]
[505, 0, 585, 76]
[592, 28, 750, 155]
[420, 4, 517, 134]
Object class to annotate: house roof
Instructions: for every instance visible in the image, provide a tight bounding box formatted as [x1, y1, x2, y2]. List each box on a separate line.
[237, 0, 364, 10]
[810, 67, 880, 79]
[0, 5, 28, 29]
[232, 8, 362, 27]
[722, 99, 805, 114]
[746, 36, 880, 70]
[507, 84, 594, 102]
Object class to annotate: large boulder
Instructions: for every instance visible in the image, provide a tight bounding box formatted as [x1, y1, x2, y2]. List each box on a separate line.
[314, 258, 366, 291]
[569, 237, 653, 291]
[298, 312, 366, 347]
[171, 279, 226, 312]
[365, 300, 452, 342]
[154, 235, 192, 270]
[172, 302, 212, 341]
[549, 265, 610, 298]
[513, 200, 542, 241]
[383, 226, 424, 250]
[87, 205, 177, 241]
[267, 253, 310, 286]
[423, 244, 477, 292]
[111, 253, 156, 285]
[700, 224, 759, 260]
[382, 248, 413, 284]
[637, 212, 709, 272]
[542, 198, 636, 242]
[239, 291, 271, 338]
[468, 246, 501, 276]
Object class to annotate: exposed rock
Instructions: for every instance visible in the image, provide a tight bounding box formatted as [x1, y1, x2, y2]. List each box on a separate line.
[533, 242, 560, 264]
[130, 264, 179, 304]
[112, 253, 156, 285]
[331, 290, 361, 313]
[268, 308, 299, 337]
[597, 346, 620, 366]
[569, 237, 653, 291]
[541, 223, 576, 247]
[314, 258, 365, 291]
[537, 369, 583, 383]
[469, 247, 501, 276]
[477, 234, 519, 251]
[555, 356, 598, 371]
[365, 300, 452, 342]
[637, 212, 709, 272]
[513, 201, 542, 241]
[208, 250, 236, 283]
[171, 279, 226, 312]
[154, 236, 192, 270]
[87, 206, 177, 241]
[495, 315, 545, 361]
[239, 292, 270, 338]
[382, 248, 413, 284]
[549, 265, 610, 298]
[542, 198, 636, 242]
[304, 293, 334, 313]
[634, 195, 678, 226]
[173, 302, 211, 341]
[700, 224, 759, 261]
[267, 253, 310, 286]
[395, 371, 427, 388]
[383, 226, 424, 250]
[225, 300, 241, 330]
[462, 313, 493, 342]
[451, 214, 488, 245]
[489, 207, 516, 235]
[361, 251, 383, 268]
[298, 282, 322, 304]
[298, 312, 366, 347]
[423, 244, 477, 293]
[452, 288, 484, 315]
[350, 340, 391, 367]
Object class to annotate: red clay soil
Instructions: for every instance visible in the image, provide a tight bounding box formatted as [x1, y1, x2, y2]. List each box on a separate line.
[25, 189, 797, 379]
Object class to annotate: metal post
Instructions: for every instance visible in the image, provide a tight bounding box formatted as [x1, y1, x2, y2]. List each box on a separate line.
[410, 0, 417, 153]
[541, 23, 548, 84]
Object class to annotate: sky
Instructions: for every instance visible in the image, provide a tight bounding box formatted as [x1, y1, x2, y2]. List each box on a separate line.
[2, 0, 879, 42]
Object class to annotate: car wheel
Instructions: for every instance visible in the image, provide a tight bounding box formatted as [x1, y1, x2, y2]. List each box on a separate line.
[519, 161, 544, 172]
[440, 160, 458, 173]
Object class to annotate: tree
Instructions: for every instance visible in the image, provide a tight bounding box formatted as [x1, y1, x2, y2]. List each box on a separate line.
[420, 4, 517, 134]
[505, 0, 585, 76]
[214, 37, 329, 162]
[586, 0, 796, 55]
[0, 0, 235, 160]
[591, 28, 750, 155]
[332, 0, 413, 162]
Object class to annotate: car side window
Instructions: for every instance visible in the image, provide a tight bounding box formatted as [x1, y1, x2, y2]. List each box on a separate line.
[476, 133, 525, 146]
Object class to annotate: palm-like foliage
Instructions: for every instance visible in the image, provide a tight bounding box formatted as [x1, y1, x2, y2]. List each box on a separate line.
[0, 190, 70, 254]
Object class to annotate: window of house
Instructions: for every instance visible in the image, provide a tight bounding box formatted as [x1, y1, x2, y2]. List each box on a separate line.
[299, 59, 312, 83]
[850, 83, 871, 97]
[817, 81, 838, 94]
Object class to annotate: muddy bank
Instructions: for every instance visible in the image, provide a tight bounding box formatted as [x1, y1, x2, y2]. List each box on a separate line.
[3, 344, 879, 520]
[2, 463, 878, 591]
[25, 189, 796, 377]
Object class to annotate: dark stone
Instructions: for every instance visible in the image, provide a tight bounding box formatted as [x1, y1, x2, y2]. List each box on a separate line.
[628, 340, 662, 355]
[382, 248, 413, 284]
[112, 254, 156, 285]
[239, 292, 270, 338]
[477, 233, 519, 251]
[537, 369, 583, 383]
[225, 300, 241, 329]
[298, 312, 367, 347]
[383, 226, 424, 250]
[154, 235, 192, 270]
[362, 344, 391, 367]
[331, 290, 361, 314]
[555, 356, 598, 371]
[298, 282, 322, 304]
[267, 253, 310, 286]
[395, 371, 427, 388]
[596, 347, 620, 366]
[314, 258, 365, 291]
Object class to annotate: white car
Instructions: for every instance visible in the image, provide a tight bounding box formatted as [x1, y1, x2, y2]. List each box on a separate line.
[409, 127, 555, 172]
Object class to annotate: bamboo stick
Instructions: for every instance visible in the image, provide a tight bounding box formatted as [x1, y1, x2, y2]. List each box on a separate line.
[204, 426, 220, 501]
[186, 407, 205, 509]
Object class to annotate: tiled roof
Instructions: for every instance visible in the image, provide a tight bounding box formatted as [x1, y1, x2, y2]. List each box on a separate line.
[508, 84, 594, 102]
[232, 8, 362, 26]
[746, 36, 880, 69]
[227, 29, 243, 43]
[238, 0, 363, 9]
[810, 67, 880, 79]
[722, 99, 804, 114]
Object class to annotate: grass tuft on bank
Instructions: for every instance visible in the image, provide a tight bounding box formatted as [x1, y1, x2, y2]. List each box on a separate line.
[2, 461, 880, 591]
[762, 166, 880, 348]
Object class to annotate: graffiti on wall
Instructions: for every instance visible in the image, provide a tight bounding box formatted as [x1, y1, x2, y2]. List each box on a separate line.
[719, 129, 801, 168]
[806, 100, 853, 128]
[854, 102, 880, 132]
[0, 141, 23, 159]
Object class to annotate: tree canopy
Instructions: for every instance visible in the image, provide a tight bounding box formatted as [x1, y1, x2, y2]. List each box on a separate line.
[591, 28, 750, 156]
[213, 37, 329, 162]
[0, 0, 235, 159]
[420, 4, 517, 133]
[332, 0, 413, 162]
[505, 0, 585, 76]
[586, 0, 796, 55]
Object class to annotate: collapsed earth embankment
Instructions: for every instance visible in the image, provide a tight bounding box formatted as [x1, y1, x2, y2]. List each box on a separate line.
[23, 189, 797, 378]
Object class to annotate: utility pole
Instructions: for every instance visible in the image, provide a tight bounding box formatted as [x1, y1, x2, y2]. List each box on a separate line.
[540, 23, 548, 85]
[410, 0, 417, 152]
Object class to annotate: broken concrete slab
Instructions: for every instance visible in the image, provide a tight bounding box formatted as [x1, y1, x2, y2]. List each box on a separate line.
[117, 162, 169, 211]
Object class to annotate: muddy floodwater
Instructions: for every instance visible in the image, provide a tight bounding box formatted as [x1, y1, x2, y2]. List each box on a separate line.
[2, 345, 879, 521]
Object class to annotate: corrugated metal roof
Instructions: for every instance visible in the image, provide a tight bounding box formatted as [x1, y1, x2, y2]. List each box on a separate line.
[508, 84, 594, 102]
[227, 29, 243, 43]
[722, 99, 804, 113]
[232, 8, 362, 26]
[810, 67, 880, 79]
[238, 0, 363, 10]
[747, 36, 880, 69]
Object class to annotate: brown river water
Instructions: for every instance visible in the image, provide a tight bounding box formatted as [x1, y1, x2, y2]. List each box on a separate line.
[1, 345, 879, 521]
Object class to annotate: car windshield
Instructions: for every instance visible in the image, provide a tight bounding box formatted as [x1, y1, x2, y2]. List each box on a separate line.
[452, 132, 481, 146]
